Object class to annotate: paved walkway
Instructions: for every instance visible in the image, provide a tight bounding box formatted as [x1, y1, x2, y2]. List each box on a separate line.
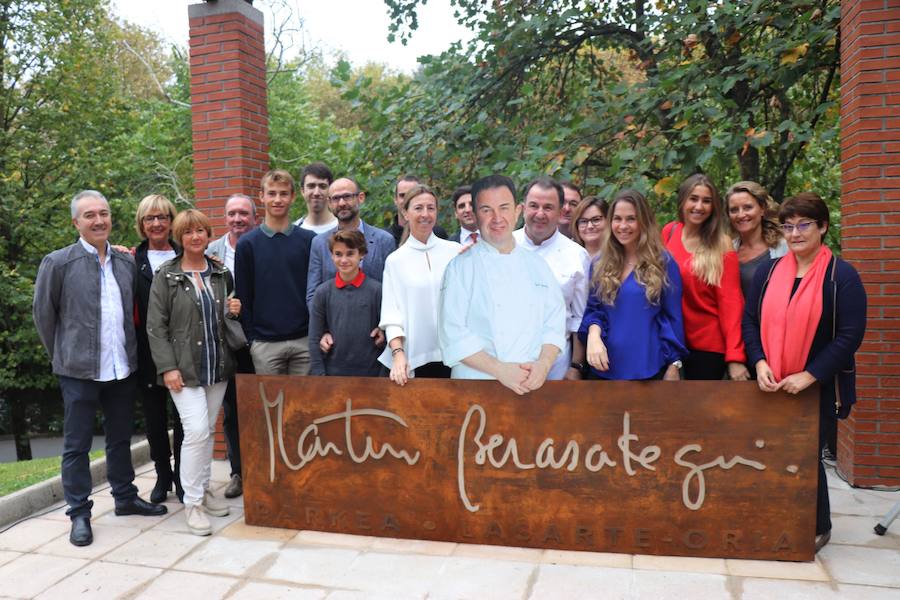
[0, 460, 897, 599]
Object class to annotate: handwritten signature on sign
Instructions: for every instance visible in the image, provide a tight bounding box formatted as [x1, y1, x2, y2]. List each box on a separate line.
[260, 385, 766, 512]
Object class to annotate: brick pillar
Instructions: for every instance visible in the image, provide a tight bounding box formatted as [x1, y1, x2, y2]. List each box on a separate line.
[838, 0, 900, 488]
[189, 0, 268, 460]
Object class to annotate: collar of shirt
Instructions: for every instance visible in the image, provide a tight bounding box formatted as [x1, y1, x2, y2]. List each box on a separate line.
[517, 227, 561, 250]
[260, 222, 295, 238]
[404, 232, 439, 251]
[460, 228, 478, 244]
[79, 237, 112, 263]
[335, 270, 366, 289]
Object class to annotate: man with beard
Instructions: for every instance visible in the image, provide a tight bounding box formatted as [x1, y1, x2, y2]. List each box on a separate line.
[235, 170, 317, 375]
[33, 190, 167, 547]
[513, 177, 591, 381]
[305, 177, 395, 308]
[294, 162, 337, 234]
[449, 185, 478, 246]
[205, 193, 258, 498]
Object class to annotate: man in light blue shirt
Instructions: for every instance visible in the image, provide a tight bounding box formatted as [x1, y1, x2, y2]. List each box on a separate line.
[439, 174, 565, 395]
[33, 190, 167, 547]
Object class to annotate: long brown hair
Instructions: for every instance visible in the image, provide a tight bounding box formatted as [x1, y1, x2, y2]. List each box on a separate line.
[676, 174, 730, 286]
[593, 189, 668, 305]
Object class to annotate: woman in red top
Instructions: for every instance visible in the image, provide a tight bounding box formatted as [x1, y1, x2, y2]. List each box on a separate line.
[662, 174, 749, 380]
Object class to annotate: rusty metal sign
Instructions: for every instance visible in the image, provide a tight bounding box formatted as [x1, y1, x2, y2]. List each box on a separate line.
[237, 376, 818, 560]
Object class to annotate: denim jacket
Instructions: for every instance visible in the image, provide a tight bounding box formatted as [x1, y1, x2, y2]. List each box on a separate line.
[33, 242, 138, 379]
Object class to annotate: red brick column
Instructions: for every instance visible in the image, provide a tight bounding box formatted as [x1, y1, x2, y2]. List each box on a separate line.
[189, 0, 268, 461]
[838, 0, 900, 488]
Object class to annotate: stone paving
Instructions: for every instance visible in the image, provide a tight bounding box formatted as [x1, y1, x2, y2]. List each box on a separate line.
[0, 460, 897, 599]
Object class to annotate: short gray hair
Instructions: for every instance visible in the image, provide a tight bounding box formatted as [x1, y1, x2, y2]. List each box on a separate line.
[70, 190, 108, 218]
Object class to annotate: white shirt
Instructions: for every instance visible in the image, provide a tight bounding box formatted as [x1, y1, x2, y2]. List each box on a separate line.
[379, 234, 461, 373]
[147, 248, 176, 273]
[296, 216, 338, 235]
[79, 238, 130, 382]
[513, 228, 590, 379]
[458, 228, 478, 246]
[438, 239, 566, 380]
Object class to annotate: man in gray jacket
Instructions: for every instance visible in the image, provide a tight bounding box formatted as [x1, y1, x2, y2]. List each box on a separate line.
[33, 190, 167, 547]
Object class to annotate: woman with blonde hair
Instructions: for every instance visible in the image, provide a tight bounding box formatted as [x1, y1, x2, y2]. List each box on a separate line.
[663, 174, 748, 381]
[148, 209, 241, 535]
[570, 196, 609, 260]
[133, 194, 183, 503]
[580, 190, 687, 380]
[725, 181, 788, 297]
[380, 184, 461, 383]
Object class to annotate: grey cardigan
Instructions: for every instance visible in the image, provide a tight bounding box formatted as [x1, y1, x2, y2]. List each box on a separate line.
[146, 256, 236, 387]
[33, 242, 138, 380]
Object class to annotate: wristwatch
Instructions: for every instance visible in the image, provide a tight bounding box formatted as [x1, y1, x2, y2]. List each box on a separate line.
[570, 362, 585, 372]
[671, 360, 683, 369]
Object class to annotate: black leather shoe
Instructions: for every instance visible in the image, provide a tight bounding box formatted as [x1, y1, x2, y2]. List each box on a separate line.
[150, 476, 172, 504]
[115, 496, 169, 517]
[70, 516, 93, 546]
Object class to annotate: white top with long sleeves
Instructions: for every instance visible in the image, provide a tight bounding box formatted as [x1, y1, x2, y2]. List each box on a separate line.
[378, 233, 462, 372]
[513, 228, 590, 379]
[438, 239, 566, 380]
[79, 238, 130, 382]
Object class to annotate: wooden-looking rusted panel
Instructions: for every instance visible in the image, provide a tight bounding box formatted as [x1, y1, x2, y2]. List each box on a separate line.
[237, 376, 818, 560]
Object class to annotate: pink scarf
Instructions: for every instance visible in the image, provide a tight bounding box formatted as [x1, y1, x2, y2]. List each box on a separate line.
[760, 245, 832, 381]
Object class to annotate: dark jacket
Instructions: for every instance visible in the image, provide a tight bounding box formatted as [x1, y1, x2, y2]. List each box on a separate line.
[147, 256, 236, 387]
[134, 239, 179, 387]
[742, 256, 867, 418]
[33, 241, 138, 380]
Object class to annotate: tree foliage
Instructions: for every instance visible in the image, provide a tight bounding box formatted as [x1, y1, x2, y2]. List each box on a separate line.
[363, 0, 840, 214]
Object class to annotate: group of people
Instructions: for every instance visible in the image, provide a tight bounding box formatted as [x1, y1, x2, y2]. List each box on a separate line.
[33, 163, 866, 552]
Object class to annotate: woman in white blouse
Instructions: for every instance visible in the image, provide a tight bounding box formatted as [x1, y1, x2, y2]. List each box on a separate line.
[380, 184, 462, 384]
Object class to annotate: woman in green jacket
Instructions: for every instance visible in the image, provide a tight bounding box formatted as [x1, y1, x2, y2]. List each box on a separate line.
[147, 209, 241, 536]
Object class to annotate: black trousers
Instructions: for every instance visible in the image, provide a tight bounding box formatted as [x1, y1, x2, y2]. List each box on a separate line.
[58, 375, 139, 519]
[140, 383, 183, 480]
[684, 349, 726, 380]
[222, 346, 255, 477]
[413, 361, 451, 379]
[817, 396, 836, 535]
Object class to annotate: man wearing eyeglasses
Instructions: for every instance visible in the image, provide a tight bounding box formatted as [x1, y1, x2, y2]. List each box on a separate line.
[513, 177, 590, 381]
[305, 177, 395, 309]
[559, 182, 582, 238]
[293, 162, 337, 234]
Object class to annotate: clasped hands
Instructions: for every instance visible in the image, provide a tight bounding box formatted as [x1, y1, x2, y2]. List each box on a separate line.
[496, 359, 552, 396]
[755, 360, 816, 394]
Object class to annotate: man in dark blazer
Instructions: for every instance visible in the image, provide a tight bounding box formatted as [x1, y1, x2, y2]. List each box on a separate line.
[448, 184, 478, 246]
[306, 177, 396, 309]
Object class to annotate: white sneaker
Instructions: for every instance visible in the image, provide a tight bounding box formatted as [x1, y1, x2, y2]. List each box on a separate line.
[185, 505, 211, 536]
[203, 490, 230, 517]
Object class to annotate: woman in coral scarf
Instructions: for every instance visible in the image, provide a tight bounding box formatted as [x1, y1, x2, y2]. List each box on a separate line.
[742, 192, 867, 552]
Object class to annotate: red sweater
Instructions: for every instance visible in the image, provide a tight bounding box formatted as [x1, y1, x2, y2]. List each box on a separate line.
[662, 222, 746, 363]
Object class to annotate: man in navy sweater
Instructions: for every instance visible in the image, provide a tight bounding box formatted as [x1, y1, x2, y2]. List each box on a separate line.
[235, 170, 316, 375]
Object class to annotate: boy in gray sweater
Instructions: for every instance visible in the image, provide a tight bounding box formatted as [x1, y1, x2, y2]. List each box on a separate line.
[309, 230, 385, 376]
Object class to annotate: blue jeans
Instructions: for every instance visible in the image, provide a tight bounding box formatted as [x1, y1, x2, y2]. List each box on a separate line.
[58, 375, 139, 518]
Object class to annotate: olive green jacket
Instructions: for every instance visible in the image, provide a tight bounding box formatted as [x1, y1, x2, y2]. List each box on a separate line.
[146, 256, 236, 387]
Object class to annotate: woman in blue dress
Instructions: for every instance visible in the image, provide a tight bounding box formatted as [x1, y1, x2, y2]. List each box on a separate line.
[579, 189, 688, 380]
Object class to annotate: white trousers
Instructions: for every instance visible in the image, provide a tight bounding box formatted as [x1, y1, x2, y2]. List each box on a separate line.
[170, 381, 228, 506]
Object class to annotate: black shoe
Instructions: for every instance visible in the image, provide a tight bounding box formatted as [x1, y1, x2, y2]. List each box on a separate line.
[70, 516, 93, 546]
[224, 474, 243, 499]
[815, 531, 831, 553]
[150, 470, 173, 504]
[115, 496, 169, 517]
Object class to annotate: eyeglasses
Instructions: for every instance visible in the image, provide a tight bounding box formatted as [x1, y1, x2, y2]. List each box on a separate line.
[142, 214, 171, 224]
[780, 220, 817, 234]
[330, 193, 359, 203]
[576, 216, 605, 229]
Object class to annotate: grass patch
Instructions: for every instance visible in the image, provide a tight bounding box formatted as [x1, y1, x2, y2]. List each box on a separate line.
[0, 450, 104, 497]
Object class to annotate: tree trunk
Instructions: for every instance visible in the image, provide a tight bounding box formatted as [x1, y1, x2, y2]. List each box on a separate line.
[738, 144, 760, 184]
[9, 391, 33, 461]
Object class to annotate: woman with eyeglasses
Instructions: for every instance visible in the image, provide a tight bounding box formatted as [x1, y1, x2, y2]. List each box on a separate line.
[580, 189, 687, 381]
[663, 174, 749, 381]
[570, 196, 609, 260]
[379, 184, 461, 384]
[724, 181, 788, 298]
[133, 195, 184, 504]
[742, 192, 866, 552]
